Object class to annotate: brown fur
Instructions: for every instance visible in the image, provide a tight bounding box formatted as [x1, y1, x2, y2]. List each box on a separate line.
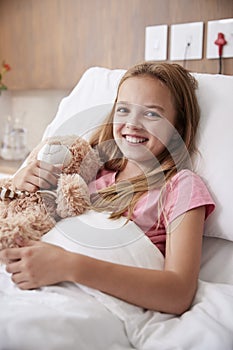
[0, 135, 101, 250]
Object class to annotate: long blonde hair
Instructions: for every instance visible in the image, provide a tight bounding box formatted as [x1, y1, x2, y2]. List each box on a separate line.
[89, 61, 200, 220]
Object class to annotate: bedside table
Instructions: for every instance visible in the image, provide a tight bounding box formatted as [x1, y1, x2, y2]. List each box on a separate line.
[0, 158, 24, 175]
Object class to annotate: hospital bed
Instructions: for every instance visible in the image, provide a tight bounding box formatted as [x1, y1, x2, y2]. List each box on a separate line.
[0, 66, 233, 350]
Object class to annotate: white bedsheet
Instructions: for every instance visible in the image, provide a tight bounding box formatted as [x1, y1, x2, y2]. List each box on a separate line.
[1, 267, 233, 350]
[0, 212, 233, 350]
[0, 273, 133, 350]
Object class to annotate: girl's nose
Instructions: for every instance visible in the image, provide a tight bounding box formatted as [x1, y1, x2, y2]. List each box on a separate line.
[125, 111, 142, 129]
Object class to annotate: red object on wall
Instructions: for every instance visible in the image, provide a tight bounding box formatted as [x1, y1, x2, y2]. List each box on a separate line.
[214, 32, 227, 57]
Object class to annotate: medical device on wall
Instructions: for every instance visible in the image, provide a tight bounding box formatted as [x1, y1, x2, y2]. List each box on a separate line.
[214, 32, 227, 74]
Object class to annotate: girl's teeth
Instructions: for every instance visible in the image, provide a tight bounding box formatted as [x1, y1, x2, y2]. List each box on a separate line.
[125, 136, 147, 143]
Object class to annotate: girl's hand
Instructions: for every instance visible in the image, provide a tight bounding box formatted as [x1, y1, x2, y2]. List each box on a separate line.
[0, 240, 73, 289]
[12, 160, 62, 192]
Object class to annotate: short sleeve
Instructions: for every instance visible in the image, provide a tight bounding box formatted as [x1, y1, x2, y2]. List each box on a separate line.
[163, 169, 215, 226]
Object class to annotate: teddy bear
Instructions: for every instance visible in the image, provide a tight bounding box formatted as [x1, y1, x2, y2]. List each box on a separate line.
[0, 135, 101, 250]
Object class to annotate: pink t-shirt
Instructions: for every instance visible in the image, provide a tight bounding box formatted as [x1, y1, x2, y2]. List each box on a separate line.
[89, 169, 215, 255]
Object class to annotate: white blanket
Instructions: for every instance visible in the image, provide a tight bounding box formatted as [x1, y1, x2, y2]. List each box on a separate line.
[1, 212, 233, 350]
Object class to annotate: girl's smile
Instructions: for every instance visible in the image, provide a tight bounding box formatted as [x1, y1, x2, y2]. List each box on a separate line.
[124, 134, 147, 143]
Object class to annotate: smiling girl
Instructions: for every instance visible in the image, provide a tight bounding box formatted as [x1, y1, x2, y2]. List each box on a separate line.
[0, 62, 215, 315]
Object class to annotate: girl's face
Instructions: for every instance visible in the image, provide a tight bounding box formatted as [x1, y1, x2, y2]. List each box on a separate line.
[113, 76, 177, 168]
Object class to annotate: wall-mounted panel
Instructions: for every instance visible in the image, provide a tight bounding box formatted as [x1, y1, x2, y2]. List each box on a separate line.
[145, 25, 168, 61]
[170, 22, 204, 61]
[206, 18, 233, 59]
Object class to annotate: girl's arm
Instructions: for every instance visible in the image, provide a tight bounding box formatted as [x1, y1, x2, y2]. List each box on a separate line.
[72, 206, 205, 315]
[0, 206, 205, 315]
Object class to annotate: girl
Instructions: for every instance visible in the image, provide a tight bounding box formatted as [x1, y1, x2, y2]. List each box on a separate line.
[0, 62, 215, 315]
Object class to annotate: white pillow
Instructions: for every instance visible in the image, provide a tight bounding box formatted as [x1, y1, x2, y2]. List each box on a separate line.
[42, 67, 125, 139]
[193, 73, 233, 241]
[43, 67, 233, 242]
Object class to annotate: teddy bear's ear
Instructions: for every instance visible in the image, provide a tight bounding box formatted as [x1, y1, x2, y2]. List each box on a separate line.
[65, 138, 101, 183]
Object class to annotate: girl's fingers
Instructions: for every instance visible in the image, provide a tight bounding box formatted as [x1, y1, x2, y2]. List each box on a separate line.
[22, 174, 54, 191]
[11, 272, 31, 289]
[17, 162, 60, 191]
[14, 280, 34, 290]
[36, 161, 62, 174]
[12, 160, 63, 192]
[34, 161, 62, 188]
[0, 248, 22, 263]
[20, 179, 39, 192]
[5, 261, 21, 274]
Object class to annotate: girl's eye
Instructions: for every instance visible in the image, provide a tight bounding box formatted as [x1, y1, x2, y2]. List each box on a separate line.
[116, 107, 129, 114]
[145, 110, 162, 119]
